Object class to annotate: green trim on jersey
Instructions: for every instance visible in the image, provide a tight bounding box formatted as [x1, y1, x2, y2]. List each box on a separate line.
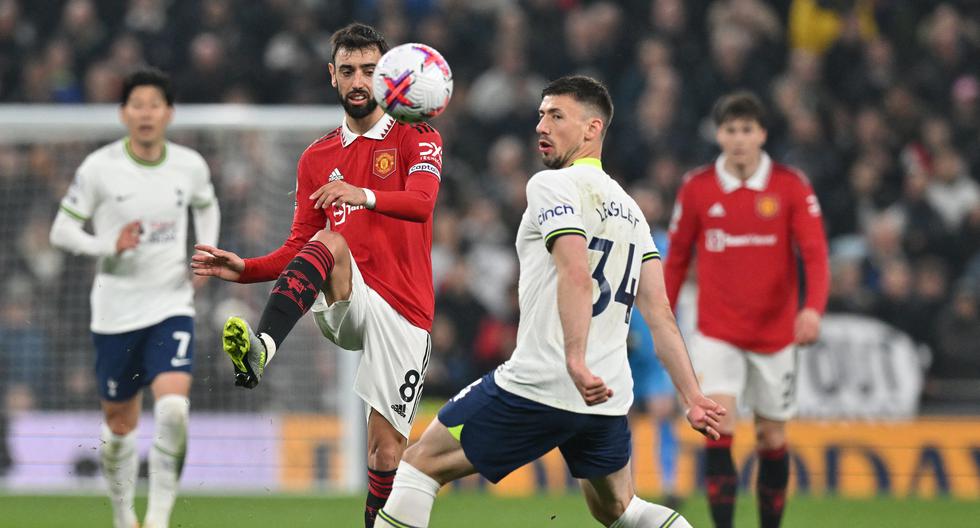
[571, 157, 602, 169]
[544, 227, 587, 245]
[59, 204, 88, 221]
[642, 251, 661, 261]
[660, 511, 681, 527]
[447, 424, 464, 441]
[124, 137, 168, 167]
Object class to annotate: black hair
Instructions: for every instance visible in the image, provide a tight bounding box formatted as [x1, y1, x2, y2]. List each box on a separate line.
[330, 22, 389, 63]
[712, 91, 768, 129]
[542, 75, 614, 128]
[120, 67, 174, 106]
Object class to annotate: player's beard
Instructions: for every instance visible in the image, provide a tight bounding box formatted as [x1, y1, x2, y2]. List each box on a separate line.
[542, 144, 580, 170]
[340, 88, 378, 119]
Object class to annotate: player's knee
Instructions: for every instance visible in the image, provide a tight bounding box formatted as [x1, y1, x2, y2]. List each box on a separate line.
[401, 442, 424, 467]
[755, 422, 786, 450]
[104, 407, 139, 435]
[104, 418, 136, 437]
[153, 394, 190, 430]
[311, 230, 348, 261]
[368, 441, 404, 471]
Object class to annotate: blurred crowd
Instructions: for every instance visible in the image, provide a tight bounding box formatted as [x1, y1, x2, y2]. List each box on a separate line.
[1, 0, 980, 417]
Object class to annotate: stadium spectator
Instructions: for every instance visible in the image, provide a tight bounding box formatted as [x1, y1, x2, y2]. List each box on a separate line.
[0, 279, 48, 412]
[55, 0, 107, 72]
[933, 281, 980, 380]
[175, 32, 233, 103]
[826, 256, 874, 314]
[925, 147, 980, 231]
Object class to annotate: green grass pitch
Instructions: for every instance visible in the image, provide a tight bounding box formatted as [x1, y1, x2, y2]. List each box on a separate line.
[0, 493, 977, 527]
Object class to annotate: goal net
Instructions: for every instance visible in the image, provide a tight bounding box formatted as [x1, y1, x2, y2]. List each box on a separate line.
[0, 104, 366, 492]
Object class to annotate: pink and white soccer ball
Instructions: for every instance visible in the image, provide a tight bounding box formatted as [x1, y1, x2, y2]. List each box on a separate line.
[372, 43, 453, 123]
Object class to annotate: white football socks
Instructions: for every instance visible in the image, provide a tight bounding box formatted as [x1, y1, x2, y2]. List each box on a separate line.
[376, 461, 441, 528]
[610, 496, 692, 528]
[100, 423, 139, 528]
[144, 395, 189, 528]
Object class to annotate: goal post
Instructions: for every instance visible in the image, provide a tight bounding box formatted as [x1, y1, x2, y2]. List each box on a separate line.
[0, 104, 365, 493]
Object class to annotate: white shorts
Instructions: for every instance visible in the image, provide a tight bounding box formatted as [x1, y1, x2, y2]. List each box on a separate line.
[690, 333, 798, 421]
[310, 254, 431, 438]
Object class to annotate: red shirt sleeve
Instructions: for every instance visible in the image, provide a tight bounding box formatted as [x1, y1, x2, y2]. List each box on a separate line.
[789, 174, 830, 313]
[239, 153, 325, 283]
[373, 174, 439, 222]
[371, 124, 442, 222]
[664, 178, 699, 309]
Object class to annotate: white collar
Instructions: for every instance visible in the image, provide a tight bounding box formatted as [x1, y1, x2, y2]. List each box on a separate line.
[715, 152, 772, 193]
[340, 113, 396, 147]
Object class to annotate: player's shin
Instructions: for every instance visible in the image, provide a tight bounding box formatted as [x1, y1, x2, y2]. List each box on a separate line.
[145, 395, 189, 528]
[258, 240, 334, 349]
[610, 496, 692, 528]
[705, 434, 737, 528]
[376, 461, 440, 528]
[757, 444, 789, 528]
[100, 423, 139, 528]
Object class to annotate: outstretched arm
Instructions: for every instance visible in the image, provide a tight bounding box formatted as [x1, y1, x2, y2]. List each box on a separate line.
[635, 258, 725, 438]
[193, 153, 323, 284]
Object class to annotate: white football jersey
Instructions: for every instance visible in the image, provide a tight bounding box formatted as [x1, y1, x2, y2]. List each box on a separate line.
[494, 158, 659, 415]
[58, 139, 216, 333]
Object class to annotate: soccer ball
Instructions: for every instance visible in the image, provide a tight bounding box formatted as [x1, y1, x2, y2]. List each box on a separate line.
[373, 43, 453, 123]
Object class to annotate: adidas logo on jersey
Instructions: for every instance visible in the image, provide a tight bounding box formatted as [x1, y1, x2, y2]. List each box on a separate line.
[390, 403, 406, 418]
[708, 202, 726, 217]
[328, 168, 344, 182]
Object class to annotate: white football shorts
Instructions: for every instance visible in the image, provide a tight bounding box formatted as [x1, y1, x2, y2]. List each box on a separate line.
[690, 333, 798, 421]
[310, 252, 431, 438]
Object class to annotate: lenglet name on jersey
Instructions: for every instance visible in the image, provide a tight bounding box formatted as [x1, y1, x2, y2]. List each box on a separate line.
[595, 200, 640, 228]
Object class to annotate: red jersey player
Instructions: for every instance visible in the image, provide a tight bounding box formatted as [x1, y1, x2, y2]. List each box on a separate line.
[191, 23, 442, 527]
[663, 92, 829, 528]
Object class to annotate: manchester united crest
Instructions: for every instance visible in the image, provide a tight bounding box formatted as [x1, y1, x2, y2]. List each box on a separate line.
[756, 194, 780, 218]
[373, 149, 397, 179]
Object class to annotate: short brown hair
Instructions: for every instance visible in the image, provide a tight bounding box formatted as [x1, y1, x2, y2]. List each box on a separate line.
[542, 75, 614, 128]
[330, 22, 389, 63]
[712, 91, 767, 129]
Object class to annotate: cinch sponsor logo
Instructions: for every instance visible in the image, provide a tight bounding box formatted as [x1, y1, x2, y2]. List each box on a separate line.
[705, 229, 777, 252]
[596, 200, 640, 227]
[537, 204, 575, 224]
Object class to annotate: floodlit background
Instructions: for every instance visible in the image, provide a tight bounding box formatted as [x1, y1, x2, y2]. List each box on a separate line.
[1, 0, 979, 526]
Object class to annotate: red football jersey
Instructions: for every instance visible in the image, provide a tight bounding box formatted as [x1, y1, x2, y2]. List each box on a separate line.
[240, 113, 441, 331]
[664, 153, 829, 353]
